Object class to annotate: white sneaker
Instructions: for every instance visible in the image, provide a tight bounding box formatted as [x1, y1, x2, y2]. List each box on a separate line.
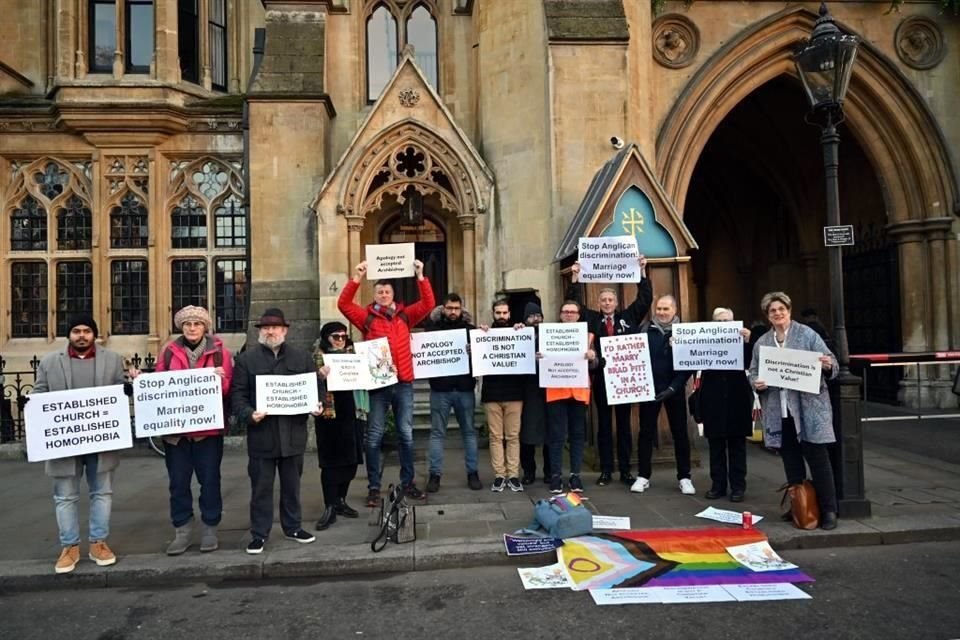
[679, 478, 696, 495]
[630, 477, 650, 493]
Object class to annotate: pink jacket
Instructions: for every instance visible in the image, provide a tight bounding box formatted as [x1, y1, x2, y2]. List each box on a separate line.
[155, 335, 234, 437]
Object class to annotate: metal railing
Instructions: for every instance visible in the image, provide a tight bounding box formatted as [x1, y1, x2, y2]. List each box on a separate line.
[851, 352, 960, 422]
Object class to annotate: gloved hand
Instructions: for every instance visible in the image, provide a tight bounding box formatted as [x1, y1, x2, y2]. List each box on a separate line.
[654, 387, 676, 402]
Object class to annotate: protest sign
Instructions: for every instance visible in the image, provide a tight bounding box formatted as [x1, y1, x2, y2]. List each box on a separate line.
[538, 322, 589, 388]
[538, 322, 588, 354]
[672, 321, 744, 370]
[539, 355, 589, 388]
[25, 385, 132, 462]
[134, 368, 224, 437]
[592, 515, 631, 530]
[411, 329, 470, 379]
[599, 333, 655, 404]
[365, 242, 415, 279]
[470, 327, 536, 376]
[577, 236, 642, 283]
[355, 337, 398, 389]
[256, 372, 319, 415]
[518, 564, 573, 590]
[503, 534, 564, 556]
[757, 345, 823, 394]
[323, 353, 367, 392]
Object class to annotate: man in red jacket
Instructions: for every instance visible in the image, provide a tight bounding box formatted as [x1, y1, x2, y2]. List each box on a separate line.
[338, 258, 435, 506]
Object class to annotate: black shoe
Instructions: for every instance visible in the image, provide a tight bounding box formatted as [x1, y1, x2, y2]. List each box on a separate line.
[549, 476, 564, 494]
[491, 476, 506, 492]
[246, 538, 266, 555]
[426, 474, 441, 493]
[705, 487, 726, 500]
[315, 506, 337, 531]
[597, 472, 612, 486]
[507, 477, 524, 492]
[521, 473, 536, 486]
[467, 472, 482, 491]
[404, 484, 427, 501]
[285, 528, 316, 544]
[820, 511, 838, 530]
[569, 474, 584, 494]
[335, 498, 359, 518]
[729, 491, 745, 503]
[620, 472, 636, 486]
[366, 489, 381, 508]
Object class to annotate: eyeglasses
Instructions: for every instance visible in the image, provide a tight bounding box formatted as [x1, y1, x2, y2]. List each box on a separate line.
[329, 333, 347, 340]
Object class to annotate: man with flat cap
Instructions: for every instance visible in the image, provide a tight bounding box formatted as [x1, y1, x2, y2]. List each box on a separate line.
[232, 308, 324, 554]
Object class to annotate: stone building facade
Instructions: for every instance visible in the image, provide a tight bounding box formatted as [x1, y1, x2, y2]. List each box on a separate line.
[1, 0, 957, 406]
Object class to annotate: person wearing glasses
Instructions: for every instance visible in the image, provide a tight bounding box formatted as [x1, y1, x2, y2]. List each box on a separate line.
[313, 322, 367, 530]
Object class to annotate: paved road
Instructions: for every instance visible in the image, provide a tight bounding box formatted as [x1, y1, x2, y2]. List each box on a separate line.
[2, 541, 959, 640]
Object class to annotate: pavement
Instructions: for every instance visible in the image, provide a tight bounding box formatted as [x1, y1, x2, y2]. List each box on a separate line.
[2, 408, 960, 592]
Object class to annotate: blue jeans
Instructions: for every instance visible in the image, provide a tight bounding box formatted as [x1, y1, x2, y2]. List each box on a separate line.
[428, 390, 478, 476]
[547, 400, 587, 478]
[164, 436, 224, 527]
[52, 454, 113, 546]
[367, 382, 415, 490]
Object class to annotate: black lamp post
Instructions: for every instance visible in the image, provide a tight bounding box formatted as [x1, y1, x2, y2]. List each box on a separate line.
[794, 2, 871, 518]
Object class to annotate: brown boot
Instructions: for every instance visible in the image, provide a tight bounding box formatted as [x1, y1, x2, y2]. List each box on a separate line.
[89, 540, 117, 567]
[55, 545, 80, 574]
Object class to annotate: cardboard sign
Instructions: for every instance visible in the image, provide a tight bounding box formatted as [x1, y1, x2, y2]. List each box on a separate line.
[134, 368, 224, 437]
[599, 333, 655, 404]
[577, 236, 642, 283]
[470, 327, 536, 376]
[355, 337, 398, 389]
[25, 385, 133, 462]
[365, 242, 415, 279]
[757, 345, 823, 394]
[538, 355, 589, 388]
[255, 372, 319, 415]
[538, 322, 589, 388]
[672, 321, 744, 371]
[411, 329, 470, 379]
[539, 322, 588, 354]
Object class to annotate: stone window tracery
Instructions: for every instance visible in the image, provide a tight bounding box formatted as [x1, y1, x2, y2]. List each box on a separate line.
[365, 1, 438, 102]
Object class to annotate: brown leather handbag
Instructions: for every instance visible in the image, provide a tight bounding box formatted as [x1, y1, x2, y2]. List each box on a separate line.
[780, 481, 820, 530]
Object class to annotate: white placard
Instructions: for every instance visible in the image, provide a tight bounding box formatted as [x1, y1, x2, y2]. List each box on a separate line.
[722, 583, 812, 602]
[365, 242, 415, 279]
[411, 329, 470, 379]
[355, 337, 398, 389]
[517, 563, 574, 590]
[694, 506, 764, 526]
[590, 588, 664, 605]
[725, 541, 798, 573]
[323, 353, 367, 391]
[255, 372, 319, 415]
[654, 585, 738, 604]
[672, 321, 744, 370]
[538, 322, 588, 355]
[25, 385, 133, 462]
[757, 345, 823, 394]
[469, 327, 536, 376]
[134, 368, 224, 437]
[577, 236, 642, 283]
[599, 333, 655, 404]
[538, 355, 589, 389]
[592, 515, 631, 530]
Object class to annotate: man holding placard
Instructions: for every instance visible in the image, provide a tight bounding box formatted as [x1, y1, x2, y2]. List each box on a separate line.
[568, 255, 651, 487]
[338, 258, 435, 506]
[232, 308, 323, 554]
[29, 315, 130, 574]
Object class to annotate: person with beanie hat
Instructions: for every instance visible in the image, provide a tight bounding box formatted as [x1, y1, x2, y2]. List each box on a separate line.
[153, 305, 233, 555]
[519, 301, 551, 485]
[31, 314, 129, 574]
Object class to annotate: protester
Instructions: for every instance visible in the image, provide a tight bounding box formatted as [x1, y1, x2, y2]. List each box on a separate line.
[232, 308, 323, 554]
[31, 315, 130, 574]
[154, 305, 233, 555]
[634, 295, 694, 495]
[568, 256, 651, 486]
[313, 322, 366, 530]
[749, 292, 839, 530]
[519, 302, 550, 485]
[338, 259, 435, 506]
[479, 299, 526, 492]
[695, 307, 753, 502]
[424, 294, 481, 493]
[545, 300, 597, 494]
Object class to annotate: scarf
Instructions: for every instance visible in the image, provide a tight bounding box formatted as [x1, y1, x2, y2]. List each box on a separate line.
[651, 315, 678, 335]
[178, 336, 208, 368]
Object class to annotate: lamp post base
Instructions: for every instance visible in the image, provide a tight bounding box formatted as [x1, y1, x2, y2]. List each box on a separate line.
[839, 497, 872, 519]
[838, 370, 872, 519]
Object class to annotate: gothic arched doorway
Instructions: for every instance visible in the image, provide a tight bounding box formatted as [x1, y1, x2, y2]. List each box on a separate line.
[379, 212, 448, 308]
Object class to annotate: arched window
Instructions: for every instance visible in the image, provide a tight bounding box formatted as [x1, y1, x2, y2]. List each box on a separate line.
[366, 4, 398, 102]
[406, 5, 437, 89]
[56, 194, 93, 250]
[110, 191, 149, 248]
[365, 1, 438, 102]
[171, 194, 207, 248]
[11, 195, 47, 251]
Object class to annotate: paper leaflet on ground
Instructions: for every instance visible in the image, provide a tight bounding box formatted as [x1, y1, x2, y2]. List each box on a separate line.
[592, 515, 631, 530]
[725, 540, 798, 572]
[589, 582, 811, 605]
[503, 533, 564, 556]
[517, 563, 574, 590]
[695, 506, 764, 526]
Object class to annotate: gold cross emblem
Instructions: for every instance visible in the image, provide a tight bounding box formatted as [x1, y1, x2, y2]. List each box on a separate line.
[620, 207, 645, 235]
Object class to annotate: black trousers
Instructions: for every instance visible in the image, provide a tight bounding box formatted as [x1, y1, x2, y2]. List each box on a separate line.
[594, 382, 633, 475]
[320, 465, 357, 506]
[638, 393, 691, 480]
[707, 436, 747, 494]
[248, 454, 304, 539]
[779, 417, 838, 514]
[520, 443, 552, 479]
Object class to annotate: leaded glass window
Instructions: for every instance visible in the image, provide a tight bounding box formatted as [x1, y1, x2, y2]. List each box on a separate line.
[407, 5, 438, 89]
[110, 192, 149, 248]
[172, 195, 207, 248]
[214, 194, 246, 248]
[34, 162, 69, 200]
[367, 4, 398, 102]
[11, 195, 47, 251]
[57, 195, 93, 250]
[215, 258, 247, 333]
[171, 260, 207, 324]
[111, 260, 149, 334]
[56, 261, 94, 336]
[12, 262, 48, 338]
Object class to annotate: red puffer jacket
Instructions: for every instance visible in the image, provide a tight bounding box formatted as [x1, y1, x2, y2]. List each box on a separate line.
[338, 277, 435, 382]
[155, 335, 234, 436]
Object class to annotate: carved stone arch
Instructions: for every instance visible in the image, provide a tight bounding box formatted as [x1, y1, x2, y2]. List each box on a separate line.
[167, 156, 244, 215]
[5, 157, 92, 213]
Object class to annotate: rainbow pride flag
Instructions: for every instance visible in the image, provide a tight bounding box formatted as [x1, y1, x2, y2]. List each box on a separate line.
[557, 527, 813, 591]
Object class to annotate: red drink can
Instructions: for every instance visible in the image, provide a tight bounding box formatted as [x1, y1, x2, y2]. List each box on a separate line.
[742, 512, 753, 529]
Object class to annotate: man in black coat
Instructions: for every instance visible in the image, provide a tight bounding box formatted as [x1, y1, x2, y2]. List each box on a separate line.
[424, 293, 481, 493]
[232, 308, 324, 554]
[568, 256, 651, 486]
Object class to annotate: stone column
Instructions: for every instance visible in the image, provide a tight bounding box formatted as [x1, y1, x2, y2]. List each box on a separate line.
[154, 0, 180, 84]
[58, 0, 78, 80]
[460, 217, 477, 315]
[888, 219, 931, 406]
[346, 215, 364, 272]
[927, 217, 956, 407]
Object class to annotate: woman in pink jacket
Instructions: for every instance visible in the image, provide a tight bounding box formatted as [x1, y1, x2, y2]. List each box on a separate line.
[155, 306, 233, 555]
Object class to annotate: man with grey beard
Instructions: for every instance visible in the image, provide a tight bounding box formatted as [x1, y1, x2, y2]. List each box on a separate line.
[232, 308, 324, 554]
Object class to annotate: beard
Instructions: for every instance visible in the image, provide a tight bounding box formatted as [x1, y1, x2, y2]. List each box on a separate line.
[69, 339, 92, 353]
[258, 334, 286, 349]
[492, 318, 511, 328]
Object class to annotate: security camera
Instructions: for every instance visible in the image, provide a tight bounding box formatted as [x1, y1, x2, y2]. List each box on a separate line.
[610, 136, 625, 150]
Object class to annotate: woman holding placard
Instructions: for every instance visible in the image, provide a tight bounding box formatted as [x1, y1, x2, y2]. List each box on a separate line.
[748, 292, 839, 530]
[313, 322, 367, 530]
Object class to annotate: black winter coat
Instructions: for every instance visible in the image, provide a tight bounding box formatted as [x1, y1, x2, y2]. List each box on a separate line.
[315, 389, 363, 468]
[645, 324, 691, 394]
[697, 344, 754, 438]
[425, 314, 476, 393]
[232, 343, 322, 458]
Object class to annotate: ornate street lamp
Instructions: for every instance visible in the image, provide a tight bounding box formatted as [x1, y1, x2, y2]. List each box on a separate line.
[794, 3, 871, 518]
